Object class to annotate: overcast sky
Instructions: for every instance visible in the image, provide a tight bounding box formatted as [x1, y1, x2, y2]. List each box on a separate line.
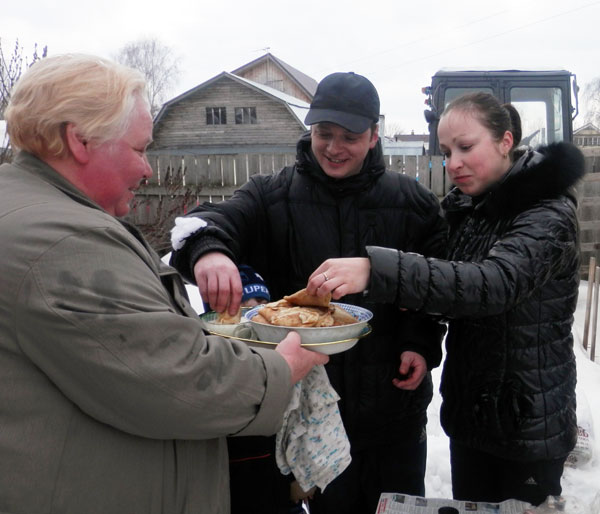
[3, 0, 600, 134]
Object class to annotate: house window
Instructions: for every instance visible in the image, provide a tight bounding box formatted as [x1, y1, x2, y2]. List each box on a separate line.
[206, 107, 226, 125]
[235, 107, 257, 125]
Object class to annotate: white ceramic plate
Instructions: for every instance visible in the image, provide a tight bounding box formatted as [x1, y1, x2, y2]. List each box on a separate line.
[242, 325, 372, 355]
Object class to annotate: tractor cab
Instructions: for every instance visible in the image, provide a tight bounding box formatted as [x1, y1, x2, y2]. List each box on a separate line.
[423, 68, 579, 155]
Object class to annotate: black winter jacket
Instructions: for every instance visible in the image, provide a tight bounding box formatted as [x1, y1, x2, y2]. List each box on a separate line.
[367, 142, 585, 461]
[171, 134, 448, 450]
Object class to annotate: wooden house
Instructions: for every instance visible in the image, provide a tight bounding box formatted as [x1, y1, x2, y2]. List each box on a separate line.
[574, 123, 600, 149]
[151, 71, 310, 155]
[150, 53, 317, 156]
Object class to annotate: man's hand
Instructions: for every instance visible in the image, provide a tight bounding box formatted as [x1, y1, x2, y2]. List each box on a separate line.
[276, 332, 329, 384]
[306, 257, 371, 300]
[193, 252, 242, 315]
[392, 351, 427, 390]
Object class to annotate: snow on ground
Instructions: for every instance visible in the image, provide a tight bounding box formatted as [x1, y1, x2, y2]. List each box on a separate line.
[424, 281, 600, 512]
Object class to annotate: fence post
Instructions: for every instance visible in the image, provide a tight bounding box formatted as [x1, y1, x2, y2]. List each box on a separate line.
[590, 265, 599, 362]
[582, 256, 596, 350]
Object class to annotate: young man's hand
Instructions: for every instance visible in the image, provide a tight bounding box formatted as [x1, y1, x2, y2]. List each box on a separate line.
[193, 252, 242, 316]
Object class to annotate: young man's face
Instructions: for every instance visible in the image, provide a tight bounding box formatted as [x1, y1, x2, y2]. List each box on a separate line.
[83, 99, 154, 217]
[310, 122, 379, 179]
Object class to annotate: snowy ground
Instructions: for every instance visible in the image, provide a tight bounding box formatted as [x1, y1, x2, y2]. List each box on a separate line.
[424, 281, 600, 513]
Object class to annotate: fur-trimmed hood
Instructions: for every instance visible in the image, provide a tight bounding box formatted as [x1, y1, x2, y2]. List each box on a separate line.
[442, 142, 586, 217]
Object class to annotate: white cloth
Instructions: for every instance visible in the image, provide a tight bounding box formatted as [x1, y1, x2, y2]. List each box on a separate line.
[170, 216, 207, 250]
[275, 364, 351, 492]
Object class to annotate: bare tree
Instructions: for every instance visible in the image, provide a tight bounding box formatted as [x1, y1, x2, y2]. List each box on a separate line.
[582, 76, 600, 127]
[114, 38, 180, 118]
[384, 121, 406, 140]
[127, 163, 202, 255]
[1, 38, 47, 163]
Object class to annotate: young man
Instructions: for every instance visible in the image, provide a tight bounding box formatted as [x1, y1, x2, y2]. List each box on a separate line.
[0, 54, 327, 514]
[170, 72, 447, 514]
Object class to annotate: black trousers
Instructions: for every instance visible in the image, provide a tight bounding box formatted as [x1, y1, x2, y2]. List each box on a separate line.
[228, 436, 293, 514]
[309, 436, 427, 514]
[450, 439, 566, 506]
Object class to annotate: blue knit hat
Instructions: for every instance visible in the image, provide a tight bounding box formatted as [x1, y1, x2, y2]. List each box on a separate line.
[239, 265, 270, 303]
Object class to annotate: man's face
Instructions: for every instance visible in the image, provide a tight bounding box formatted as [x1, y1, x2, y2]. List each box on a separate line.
[310, 122, 379, 179]
[84, 100, 153, 217]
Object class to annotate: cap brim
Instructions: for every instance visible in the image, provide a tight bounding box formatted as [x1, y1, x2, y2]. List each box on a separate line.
[305, 108, 374, 134]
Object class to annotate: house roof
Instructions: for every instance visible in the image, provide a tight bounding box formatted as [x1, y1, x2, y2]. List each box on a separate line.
[153, 71, 310, 128]
[395, 133, 429, 142]
[231, 52, 318, 99]
[383, 139, 427, 156]
[574, 123, 600, 135]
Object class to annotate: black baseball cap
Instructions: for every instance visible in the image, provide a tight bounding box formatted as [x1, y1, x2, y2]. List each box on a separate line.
[305, 72, 380, 133]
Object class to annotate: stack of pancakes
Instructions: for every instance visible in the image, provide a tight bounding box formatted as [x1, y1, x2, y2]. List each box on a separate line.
[252, 289, 357, 327]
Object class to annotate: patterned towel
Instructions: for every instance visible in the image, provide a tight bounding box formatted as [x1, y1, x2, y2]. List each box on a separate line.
[275, 364, 351, 492]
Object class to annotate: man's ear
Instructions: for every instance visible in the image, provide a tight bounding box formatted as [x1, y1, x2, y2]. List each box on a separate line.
[65, 123, 90, 164]
[369, 124, 380, 148]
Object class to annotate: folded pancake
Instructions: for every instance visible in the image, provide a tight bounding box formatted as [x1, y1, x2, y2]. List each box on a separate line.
[284, 288, 331, 308]
[216, 308, 241, 324]
[332, 305, 359, 326]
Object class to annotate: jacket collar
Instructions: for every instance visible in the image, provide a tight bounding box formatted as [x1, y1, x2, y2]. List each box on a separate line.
[13, 151, 104, 212]
[442, 142, 585, 217]
[13, 151, 154, 250]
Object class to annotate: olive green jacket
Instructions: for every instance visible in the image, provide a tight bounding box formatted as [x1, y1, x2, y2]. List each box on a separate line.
[0, 152, 293, 514]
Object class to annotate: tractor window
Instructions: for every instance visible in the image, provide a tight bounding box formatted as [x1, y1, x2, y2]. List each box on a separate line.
[443, 87, 493, 110]
[510, 87, 564, 146]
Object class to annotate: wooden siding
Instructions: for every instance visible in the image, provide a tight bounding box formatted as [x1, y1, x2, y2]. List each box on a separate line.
[152, 77, 306, 150]
[235, 62, 312, 103]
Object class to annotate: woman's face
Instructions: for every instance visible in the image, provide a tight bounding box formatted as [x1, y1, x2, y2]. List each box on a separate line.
[438, 109, 513, 196]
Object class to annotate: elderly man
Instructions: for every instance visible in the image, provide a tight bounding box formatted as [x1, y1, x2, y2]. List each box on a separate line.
[0, 54, 327, 514]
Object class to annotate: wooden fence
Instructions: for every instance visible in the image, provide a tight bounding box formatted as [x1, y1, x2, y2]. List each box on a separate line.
[128, 152, 600, 271]
[132, 152, 450, 216]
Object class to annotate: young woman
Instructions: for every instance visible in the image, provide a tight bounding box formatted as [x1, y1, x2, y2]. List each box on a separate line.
[308, 92, 585, 506]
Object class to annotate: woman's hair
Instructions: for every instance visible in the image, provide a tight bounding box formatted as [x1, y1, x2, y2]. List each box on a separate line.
[5, 53, 148, 158]
[442, 92, 522, 156]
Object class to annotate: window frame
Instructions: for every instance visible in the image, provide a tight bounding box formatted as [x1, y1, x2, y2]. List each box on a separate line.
[206, 107, 227, 125]
[235, 106, 257, 125]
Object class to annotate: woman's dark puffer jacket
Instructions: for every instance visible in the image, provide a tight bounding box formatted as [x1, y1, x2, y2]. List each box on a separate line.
[367, 142, 585, 461]
[171, 134, 448, 450]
